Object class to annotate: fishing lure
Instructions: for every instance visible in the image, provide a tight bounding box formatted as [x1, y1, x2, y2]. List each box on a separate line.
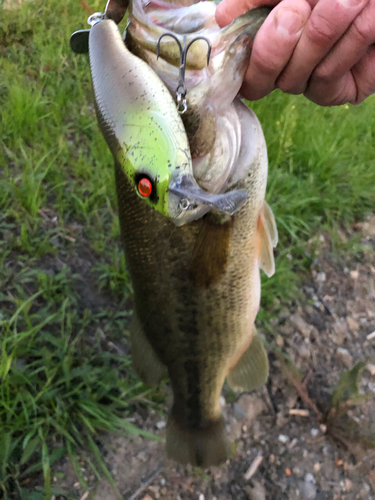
[71, 10, 248, 223]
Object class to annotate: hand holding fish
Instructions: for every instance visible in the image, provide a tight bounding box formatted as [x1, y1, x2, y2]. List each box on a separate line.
[216, 0, 375, 106]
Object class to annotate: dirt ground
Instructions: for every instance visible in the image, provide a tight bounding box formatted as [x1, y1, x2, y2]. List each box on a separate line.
[51, 215, 375, 500]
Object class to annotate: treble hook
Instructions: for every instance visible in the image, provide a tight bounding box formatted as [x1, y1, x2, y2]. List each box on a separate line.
[156, 33, 211, 114]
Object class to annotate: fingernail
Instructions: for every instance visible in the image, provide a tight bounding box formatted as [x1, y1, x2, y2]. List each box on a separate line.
[275, 9, 304, 36]
[339, 0, 365, 7]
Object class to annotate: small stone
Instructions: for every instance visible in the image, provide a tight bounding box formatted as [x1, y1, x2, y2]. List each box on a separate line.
[344, 479, 353, 491]
[316, 272, 326, 282]
[332, 321, 346, 345]
[314, 301, 323, 310]
[303, 474, 317, 500]
[137, 450, 147, 462]
[290, 314, 317, 339]
[336, 348, 352, 367]
[198, 494, 205, 500]
[227, 420, 242, 441]
[362, 215, 375, 237]
[346, 317, 359, 331]
[297, 343, 311, 359]
[219, 396, 226, 407]
[160, 478, 166, 486]
[313, 463, 320, 472]
[156, 420, 166, 429]
[310, 428, 319, 437]
[234, 394, 266, 422]
[278, 434, 289, 443]
[243, 480, 266, 500]
[288, 438, 298, 449]
[319, 424, 327, 434]
[276, 334, 284, 347]
[350, 270, 359, 280]
[368, 470, 375, 490]
[366, 363, 375, 376]
[305, 473, 315, 484]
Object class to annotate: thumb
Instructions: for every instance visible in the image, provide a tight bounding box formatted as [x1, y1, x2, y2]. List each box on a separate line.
[216, 0, 280, 27]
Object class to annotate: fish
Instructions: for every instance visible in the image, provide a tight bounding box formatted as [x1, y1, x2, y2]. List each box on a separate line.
[123, 0, 277, 466]
[74, 0, 277, 467]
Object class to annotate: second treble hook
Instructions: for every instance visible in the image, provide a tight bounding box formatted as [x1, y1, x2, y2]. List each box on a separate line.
[156, 33, 211, 114]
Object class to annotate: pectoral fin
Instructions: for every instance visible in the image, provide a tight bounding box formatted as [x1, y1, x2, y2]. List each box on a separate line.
[227, 330, 269, 392]
[189, 218, 233, 288]
[256, 201, 277, 277]
[263, 201, 278, 247]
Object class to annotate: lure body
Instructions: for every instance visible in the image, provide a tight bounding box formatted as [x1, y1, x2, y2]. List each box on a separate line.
[89, 19, 191, 219]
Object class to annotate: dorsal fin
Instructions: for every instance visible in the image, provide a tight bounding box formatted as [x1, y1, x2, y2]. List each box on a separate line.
[256, 201, 277, 277]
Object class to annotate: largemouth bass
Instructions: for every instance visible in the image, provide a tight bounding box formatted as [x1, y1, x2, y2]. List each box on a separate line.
[71, 0, 277, 467]
[123, 1, 278, 467]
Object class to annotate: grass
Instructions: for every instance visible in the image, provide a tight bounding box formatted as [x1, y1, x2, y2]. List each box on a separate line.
[0, 0, 374, 498]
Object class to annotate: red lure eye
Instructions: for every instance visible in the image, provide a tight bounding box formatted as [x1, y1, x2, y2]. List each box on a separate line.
[138, 178, 152, 197]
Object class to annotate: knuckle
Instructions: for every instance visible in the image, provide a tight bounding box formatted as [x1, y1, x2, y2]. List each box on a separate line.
[351, 16, 373, 46]
[305, 14, 337, 47]
[277, 76, 303, 94]
[313, 62, 333, 84]
[252, 52, 281, 77]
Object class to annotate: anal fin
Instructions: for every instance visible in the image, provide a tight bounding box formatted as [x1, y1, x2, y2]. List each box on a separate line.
[130, 313, 167, 386]
[227, 329, 269, 392]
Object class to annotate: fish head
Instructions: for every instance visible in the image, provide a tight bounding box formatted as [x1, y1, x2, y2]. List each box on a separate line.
[127, 2, 270, 108]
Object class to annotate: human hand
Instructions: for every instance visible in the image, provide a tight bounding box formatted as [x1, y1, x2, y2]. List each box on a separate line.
[216, 0, 375, 106]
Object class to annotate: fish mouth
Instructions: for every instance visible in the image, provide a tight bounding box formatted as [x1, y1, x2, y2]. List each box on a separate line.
[169, 174, 247, 219]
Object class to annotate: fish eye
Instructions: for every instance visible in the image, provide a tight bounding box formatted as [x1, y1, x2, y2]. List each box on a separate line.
[137, 177, 153, 198]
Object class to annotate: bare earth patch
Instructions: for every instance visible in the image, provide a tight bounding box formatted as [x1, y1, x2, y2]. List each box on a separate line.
[54, 217, 375, 500]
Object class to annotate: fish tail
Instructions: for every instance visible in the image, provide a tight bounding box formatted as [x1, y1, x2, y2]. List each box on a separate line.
[166, 410, 228, 467]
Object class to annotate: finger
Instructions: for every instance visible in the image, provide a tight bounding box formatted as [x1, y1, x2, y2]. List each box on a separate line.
[215, 0, 280, 28]
[352, 45, 375, 103]
[305, 45, 375, 105]
[308, 0, 375, 82]
[240, 0, 311, 101]
[277, 0, 369, 95]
